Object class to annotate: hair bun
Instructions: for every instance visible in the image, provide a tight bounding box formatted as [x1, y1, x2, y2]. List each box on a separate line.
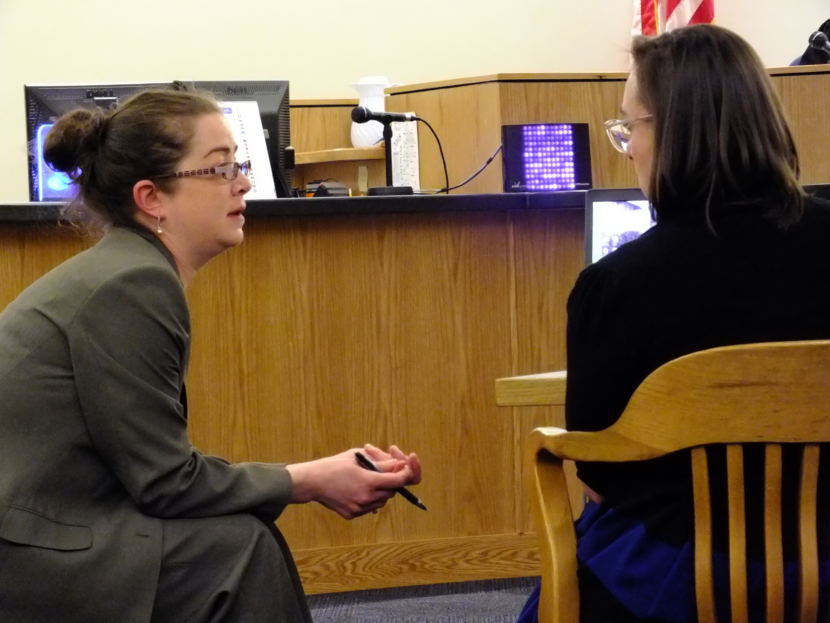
[42, 107, 109, 176]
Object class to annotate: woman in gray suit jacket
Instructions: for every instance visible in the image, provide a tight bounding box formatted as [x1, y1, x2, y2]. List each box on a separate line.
[0, 87, 421, 623]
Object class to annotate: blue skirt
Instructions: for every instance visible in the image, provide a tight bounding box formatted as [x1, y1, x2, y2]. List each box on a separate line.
[516, 500, 829, 623]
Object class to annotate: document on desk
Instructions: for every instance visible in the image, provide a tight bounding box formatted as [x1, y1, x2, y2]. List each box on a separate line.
[220, 100, 277, 200]
[391, 120, 420, 191]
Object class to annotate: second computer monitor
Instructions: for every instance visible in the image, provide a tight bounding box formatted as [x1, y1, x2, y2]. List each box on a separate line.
[584, 187, 654, 265]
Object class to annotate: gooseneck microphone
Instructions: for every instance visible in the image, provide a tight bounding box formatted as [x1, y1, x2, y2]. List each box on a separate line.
[808, 31, 830, 55]
[351, 106, 417, 124]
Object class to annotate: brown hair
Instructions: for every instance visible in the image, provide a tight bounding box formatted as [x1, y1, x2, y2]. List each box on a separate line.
[43, 86, 220, 227]
[631, 24, 804, 229]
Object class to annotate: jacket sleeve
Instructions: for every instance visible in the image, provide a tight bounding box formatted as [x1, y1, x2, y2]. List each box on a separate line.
[67, 264, 292, 520]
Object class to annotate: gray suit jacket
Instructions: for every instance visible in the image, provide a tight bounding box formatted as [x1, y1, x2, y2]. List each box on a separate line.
[0, 226, 293, 622]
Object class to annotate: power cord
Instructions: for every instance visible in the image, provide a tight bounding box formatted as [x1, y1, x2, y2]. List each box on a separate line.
[440, 143, 503, 193]
[414, 117, 450, 194]
[413, 139, 503, 195]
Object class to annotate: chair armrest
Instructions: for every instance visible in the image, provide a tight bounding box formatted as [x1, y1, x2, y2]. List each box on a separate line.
[495, 370, 567, 406]
[526, 426, 579, 623]
[531, 426, 664, 462]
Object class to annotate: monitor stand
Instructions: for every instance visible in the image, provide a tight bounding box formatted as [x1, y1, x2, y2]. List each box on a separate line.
[367, 186, 414, 196]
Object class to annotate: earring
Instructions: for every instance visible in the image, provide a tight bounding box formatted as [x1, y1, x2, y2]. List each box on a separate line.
[156, 216, 163, 235]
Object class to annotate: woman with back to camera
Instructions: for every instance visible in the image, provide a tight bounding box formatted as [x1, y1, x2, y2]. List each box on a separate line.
[0, 86, 421, 623]
[518, 24, 830, 623]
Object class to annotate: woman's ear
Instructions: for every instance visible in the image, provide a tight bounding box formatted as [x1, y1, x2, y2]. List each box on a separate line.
[132, 179, 163, 221]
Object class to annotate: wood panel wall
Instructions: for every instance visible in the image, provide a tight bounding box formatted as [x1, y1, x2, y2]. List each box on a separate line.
[184, 208, 584, 591]
[0, 223, 88, 305]
[770, 67, 830, 184]
[290, 99, 355, 152]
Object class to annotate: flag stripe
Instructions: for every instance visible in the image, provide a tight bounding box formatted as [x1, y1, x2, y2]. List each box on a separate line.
[665, 0, 701, 32]
[689, 0, 714, 24]
[641, 0, 659, 35]
[634, 0, 714, 36]
[665, 0, 714, 32]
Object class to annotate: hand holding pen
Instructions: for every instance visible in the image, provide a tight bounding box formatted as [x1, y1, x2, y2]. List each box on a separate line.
[355, 450, 428, 511]
[286, 443, 423, 519]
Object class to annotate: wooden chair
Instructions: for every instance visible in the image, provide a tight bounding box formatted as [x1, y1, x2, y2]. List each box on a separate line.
[496, 340, 830, 623]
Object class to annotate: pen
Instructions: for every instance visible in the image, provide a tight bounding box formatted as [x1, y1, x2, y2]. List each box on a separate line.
[354, 451, 428, 511]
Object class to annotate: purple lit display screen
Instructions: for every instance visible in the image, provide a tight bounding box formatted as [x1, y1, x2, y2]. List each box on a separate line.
[501, 123, 591, 192]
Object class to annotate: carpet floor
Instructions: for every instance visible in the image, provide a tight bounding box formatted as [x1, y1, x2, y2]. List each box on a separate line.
[308, 576, 537, 622]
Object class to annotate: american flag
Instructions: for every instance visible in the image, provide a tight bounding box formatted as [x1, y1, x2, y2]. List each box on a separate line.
[633, 0, 715, 36]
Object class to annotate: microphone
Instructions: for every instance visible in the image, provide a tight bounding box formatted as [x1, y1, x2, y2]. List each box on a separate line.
[808, 31, 830, 55]
[351, 106, 417, 124]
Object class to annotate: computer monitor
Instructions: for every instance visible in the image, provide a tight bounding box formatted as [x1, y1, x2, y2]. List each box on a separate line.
[24, 80, 293, 201]
[195, 80, 292, 198]
[25, 82, 165, 202]
[584, 187, 654, 264]
[805, 183, 830, 201]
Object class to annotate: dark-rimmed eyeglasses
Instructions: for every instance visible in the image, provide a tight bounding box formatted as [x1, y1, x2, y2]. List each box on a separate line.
[603, 116, 653, 154]
[155, 160, 252, 181]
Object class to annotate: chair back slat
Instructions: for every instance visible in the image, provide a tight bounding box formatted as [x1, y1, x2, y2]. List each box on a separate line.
[799, 444, 820, 623]
[727, 445, 749, 623]
[763, 444, 784, 623]
[692, 447, 717, 623]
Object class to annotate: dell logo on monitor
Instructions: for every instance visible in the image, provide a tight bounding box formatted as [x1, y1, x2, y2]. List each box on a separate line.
[85, 89, 116, 99]
[224, 86, 251, 96]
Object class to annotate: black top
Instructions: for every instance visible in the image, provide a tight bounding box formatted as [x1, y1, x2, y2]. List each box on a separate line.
[565, 197, 830, 541]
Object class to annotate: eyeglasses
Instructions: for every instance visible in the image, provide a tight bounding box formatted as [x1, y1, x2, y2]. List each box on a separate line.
[603, 115, 653, 154]
[155, 160, 252, 181]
